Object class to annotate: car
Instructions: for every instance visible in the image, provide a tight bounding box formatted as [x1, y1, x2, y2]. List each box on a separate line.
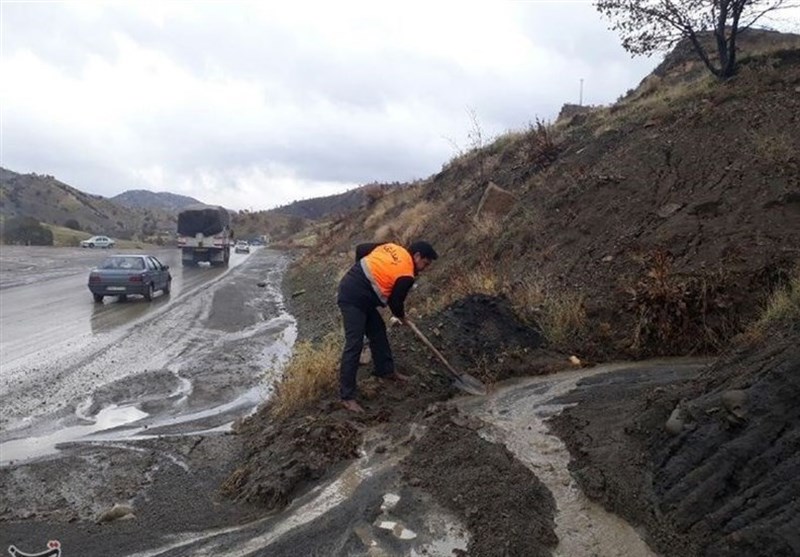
[81, 235, 116, 249]
[87, 254, 171, 303]
[234, 240, 250, 254]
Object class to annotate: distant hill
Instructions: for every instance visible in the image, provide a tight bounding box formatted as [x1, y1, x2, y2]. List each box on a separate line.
[230, 183, 398, 241]
[112, 190, 202, 212]
[0, 168, 176, 240]
[271, 183, 397, 220]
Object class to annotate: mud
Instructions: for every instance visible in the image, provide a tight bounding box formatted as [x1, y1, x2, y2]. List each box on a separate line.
[549, 324, 800, 556]
[4, 246, 796, 556]
[0, 248, 292, 555]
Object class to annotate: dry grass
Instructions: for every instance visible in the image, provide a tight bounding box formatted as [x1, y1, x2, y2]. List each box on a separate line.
[422, 264, 587, 351]
[43, 223, 151, 249]
[510, 276, 587, 349]
[270, 333, 342, 418]
[749, 131, 797, 165]
[372, 199, 440, 246]
[467, 214, 504, 242]
[746, 268, 800, 339]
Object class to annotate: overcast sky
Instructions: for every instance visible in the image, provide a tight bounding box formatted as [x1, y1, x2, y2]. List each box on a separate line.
[0, 2, 791, 211]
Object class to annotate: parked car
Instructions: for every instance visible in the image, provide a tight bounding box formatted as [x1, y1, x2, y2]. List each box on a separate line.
[81, 235, 115, 249]
[234, 240, 250, 254]
[88, 255, 171, 303]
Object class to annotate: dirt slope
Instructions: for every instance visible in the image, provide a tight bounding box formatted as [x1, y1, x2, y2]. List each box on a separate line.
[550, 321, 800, 556]
[225, 38, 800, 556]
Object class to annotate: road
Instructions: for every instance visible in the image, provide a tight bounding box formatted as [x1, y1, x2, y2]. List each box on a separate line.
[0, 245, 295, 463]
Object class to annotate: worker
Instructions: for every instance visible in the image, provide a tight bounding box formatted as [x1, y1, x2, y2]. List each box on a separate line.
[337, 241, 438, 412]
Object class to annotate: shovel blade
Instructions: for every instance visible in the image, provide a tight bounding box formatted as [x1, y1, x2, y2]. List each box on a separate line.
[452, 373, 487, 396]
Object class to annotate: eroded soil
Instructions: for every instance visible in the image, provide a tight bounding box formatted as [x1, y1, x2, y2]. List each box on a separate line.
[550, 323, 800, 556]
[223, 261, 569, 555]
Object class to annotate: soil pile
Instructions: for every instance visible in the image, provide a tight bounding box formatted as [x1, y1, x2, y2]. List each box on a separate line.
[223, 283, 564, 556]
[401, 410, 558, 557]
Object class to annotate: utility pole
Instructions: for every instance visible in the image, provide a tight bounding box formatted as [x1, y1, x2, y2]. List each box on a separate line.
[579, 78, 584, 106]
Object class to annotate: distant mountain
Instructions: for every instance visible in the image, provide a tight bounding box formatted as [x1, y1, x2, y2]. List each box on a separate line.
[112, 190, 202, 212]
[0, 168, 176, 239]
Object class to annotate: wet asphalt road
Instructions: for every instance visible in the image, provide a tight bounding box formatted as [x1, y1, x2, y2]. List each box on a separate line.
[0, 245, 296, 464]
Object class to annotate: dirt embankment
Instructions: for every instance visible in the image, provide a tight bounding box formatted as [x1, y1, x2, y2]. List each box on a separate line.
[550, 321, 800, 556]
[222, 260, 566, 556]
[224, 42, 800, 557]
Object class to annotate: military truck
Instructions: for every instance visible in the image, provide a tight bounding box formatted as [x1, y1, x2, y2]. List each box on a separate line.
[176, 204, 233, 267]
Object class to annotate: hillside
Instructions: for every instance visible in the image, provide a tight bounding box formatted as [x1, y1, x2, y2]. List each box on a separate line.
[225, 34, 800, 556]
[230, 183, 397, 242]
[111, 189, 202, 212]
[0, 168, 176, 241]
[299, 40, 800, 360]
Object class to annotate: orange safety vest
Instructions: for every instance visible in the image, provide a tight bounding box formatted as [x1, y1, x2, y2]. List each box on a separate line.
[360, 243, 414, 304]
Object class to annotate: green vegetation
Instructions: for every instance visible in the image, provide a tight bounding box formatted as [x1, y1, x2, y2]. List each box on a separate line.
[1, 216, 53, 245]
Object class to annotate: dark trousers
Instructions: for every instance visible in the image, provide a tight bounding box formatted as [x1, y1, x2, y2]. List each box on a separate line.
[338, 302, 394, 400]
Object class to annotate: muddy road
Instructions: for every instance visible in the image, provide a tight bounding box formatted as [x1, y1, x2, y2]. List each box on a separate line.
[1, 246, 297, 555]
[1, 246, 295, 458]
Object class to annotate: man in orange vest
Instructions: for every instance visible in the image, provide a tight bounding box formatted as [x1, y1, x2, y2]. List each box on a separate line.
[337, 241, 438, 413]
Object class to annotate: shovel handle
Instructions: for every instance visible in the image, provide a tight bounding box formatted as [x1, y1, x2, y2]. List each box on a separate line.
[406, 320, 462, 380]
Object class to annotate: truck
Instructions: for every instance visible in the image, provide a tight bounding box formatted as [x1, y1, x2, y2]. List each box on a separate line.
[176, 204, 233, 267]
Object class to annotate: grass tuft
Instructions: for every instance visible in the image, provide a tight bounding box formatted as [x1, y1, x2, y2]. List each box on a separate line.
[747, 267, 800, 338]
[270, 333, 342, 418]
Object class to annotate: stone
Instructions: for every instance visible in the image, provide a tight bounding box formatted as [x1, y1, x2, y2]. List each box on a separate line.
[665, 406, 685, 435]
[96, 503, 135, 524]
[475, 182, 517, 220]
[657, 202, 683, 218]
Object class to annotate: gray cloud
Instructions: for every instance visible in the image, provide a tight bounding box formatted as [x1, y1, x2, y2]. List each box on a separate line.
[2, 1, 667, 210]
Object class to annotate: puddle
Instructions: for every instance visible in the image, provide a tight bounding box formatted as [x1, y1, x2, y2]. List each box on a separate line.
[456, 361, 704, 557]
[0, 404, 148, 465]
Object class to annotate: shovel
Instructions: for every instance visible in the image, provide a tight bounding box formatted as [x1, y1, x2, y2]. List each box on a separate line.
[406, 320, 487, 396]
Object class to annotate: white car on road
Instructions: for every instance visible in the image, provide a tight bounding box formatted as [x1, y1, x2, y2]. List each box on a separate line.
[80, 235, 116, 249]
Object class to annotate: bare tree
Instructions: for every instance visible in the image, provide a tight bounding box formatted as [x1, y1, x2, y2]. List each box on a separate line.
[595, 0, 796, 79]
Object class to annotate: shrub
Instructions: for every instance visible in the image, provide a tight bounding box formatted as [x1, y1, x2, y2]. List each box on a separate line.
[1, 216, 54, 245]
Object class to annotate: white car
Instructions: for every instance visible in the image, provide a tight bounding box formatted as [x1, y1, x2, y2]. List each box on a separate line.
[234, 240, 250, 254]
[81, 235, 116, 249]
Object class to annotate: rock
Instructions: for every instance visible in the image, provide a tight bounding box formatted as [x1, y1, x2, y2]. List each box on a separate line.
[665, 406, 685, 435]
[475, 182, 517, 220]
[359, 345, 372, 365]
[721, 389, 748, 419]
[96, 503, 135, 524]
[569, 355, 582, 366]
[256, 281, 267, 287]
[657, 202, 683, 218]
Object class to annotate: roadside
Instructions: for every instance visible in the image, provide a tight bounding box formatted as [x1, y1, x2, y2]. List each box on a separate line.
[0, 248, 289, 556]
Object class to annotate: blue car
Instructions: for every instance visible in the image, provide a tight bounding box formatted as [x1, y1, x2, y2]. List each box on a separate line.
[88, 255, 171, 303]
